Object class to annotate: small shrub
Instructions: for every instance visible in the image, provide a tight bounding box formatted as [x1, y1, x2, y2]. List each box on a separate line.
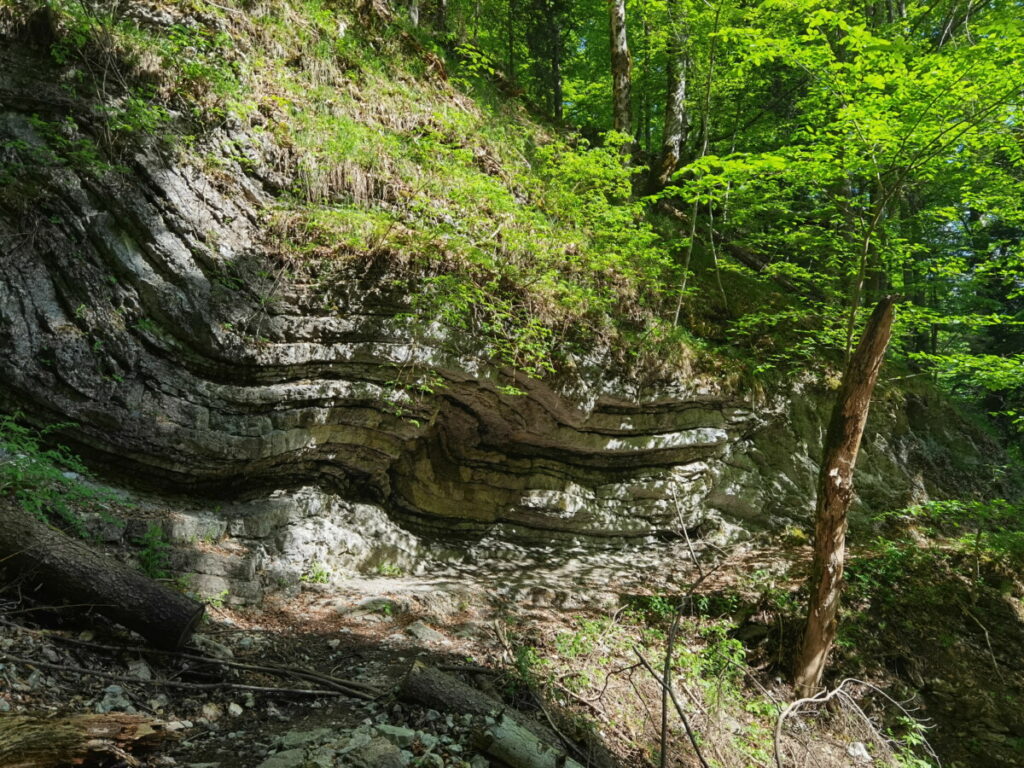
[623, 592, 676, 623]
[136, 522, 171, 579]
[301, 560, 331, 583]
[205, 589, 229, 608]
[512, 644, 548, 689]
[376, 562, 404, 577]
[553, 617, 607, 659]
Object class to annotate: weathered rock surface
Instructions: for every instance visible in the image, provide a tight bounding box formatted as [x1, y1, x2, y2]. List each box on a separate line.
[0, 38, 1004, 571]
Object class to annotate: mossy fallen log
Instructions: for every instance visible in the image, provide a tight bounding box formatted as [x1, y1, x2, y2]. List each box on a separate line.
[473, 713, 585, 768]
[0, 713, 171, 767]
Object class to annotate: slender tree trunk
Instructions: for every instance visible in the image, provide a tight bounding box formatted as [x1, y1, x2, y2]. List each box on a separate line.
[609, 0, 632, 136]
[431, 0, 448, 31]
[552, 40, 563, 121]
[641, 18, 652, 156]
[843, 198, 888, 363]
[655, 0, 689, 189]
[671, 3, 718, 326]
[793, 296, 897, 698]
[506, 0, 516, 82]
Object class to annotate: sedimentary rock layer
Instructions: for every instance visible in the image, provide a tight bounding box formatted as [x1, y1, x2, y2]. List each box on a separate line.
[0, 44, 999, 543]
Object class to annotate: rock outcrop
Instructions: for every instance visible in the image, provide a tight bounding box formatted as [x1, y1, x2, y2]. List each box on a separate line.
[0, 39, 1002, 562]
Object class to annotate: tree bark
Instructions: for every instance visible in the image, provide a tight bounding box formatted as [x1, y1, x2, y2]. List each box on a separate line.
[0, 713, 171, 767]
[401, 665, 579, 768]
[428, 0, 447, 30]
[400, 663, 504, 717]
[552, 29, 563, 122]
[399, 663, 557, 744]
[793, 296, 897, 698]
[474, 713, 585, 768]
[655, 0, 689, 188]
[609, 0, 632, 136]
[0, 498, 205, 650]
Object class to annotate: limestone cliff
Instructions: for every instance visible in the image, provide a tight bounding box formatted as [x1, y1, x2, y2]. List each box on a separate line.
[0, 11, 1003, 572]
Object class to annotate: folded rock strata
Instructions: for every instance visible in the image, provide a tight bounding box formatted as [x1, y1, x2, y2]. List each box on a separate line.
[0, 43, 1001, 556]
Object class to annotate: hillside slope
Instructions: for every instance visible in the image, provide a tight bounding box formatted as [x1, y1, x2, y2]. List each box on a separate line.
[0, 0, 1005, 544]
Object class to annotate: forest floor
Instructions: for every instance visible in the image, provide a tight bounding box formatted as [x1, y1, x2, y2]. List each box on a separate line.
[2, 527, 1023, 768]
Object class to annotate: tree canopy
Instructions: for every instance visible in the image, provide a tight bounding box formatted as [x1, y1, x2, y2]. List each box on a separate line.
[436, 0, 1024, 438]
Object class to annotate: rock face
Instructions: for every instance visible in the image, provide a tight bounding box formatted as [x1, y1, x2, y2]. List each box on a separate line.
[0, 40, 1003, 565]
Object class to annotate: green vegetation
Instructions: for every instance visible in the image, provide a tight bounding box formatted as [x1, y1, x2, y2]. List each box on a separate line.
[1, 2, 1021, 761]
[822, 498, 1024, 765]
[135, 522, 172, 580]
[503, 587, 947, 767]
[504, 604, 771, 763]
[845, 498, 1024, 629]
[0, 413, 118, 534]
[301, 560, 332, 584]
[375, 561, 405, 577]
[204, 588, 230, 608]
[5, 0, 1018, 443]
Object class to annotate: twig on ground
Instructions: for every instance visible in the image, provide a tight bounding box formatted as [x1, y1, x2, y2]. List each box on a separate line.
[634, 648, 711, 768]
[959, 601, 999, 672]
[582, 661, 642, 705]
[774, 686, 842, 768]
[530, 688, 590, 764]
[437, 663, 501, 675]
[773, 678, 941, 768]
[552, 681, 608, 717]
[0, 652, 367, 699]
[1, 623, 381, 698]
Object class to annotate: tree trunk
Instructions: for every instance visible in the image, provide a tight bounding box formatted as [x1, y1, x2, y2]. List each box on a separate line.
[474, 713, 585, 768]
[655, 0, 689, 188]
[401, 665, 578, 768]
[425, 0, 447, 30]
[793, 296, 897, 697]
[609, 0, 632, 137]
[399, 663, 557, 744]
[552, 35, 563, 122]
[506, 0, 516, 82]
[0, 499, 205, 650]
[0, 713, 171, 767]
[400, 663, 503, 717]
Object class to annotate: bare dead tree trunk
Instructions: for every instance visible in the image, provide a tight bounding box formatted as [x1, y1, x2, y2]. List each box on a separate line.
[793, 296, 897, 698]
[0, 498, 205, 650]
[609, 0, 632, 137]
[0, 713, 171, 768]
[655, 0, 689, 189]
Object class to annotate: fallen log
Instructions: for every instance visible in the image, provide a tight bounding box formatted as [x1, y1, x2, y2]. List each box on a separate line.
[0, 498, 204, 650]
[400, 663, 509, 719]
[399, 663, 582, 768]
[399, 663, 552, 739]
[0, 713, 172, 768]
[473, 713, 585, 768]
